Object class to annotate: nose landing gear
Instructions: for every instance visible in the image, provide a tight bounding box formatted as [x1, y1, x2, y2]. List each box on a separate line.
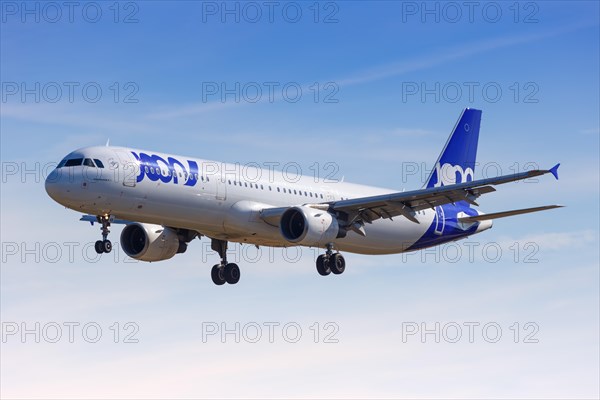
[94, 215, 112, 254]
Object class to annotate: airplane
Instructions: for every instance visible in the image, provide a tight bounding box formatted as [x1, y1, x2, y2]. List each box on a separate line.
[45, 108, 562, 285]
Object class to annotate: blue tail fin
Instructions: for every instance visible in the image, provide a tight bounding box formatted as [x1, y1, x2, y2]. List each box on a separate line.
[425, 108, 482, 188]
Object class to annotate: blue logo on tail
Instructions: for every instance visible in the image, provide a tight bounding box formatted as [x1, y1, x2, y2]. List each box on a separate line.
[426, 108, 481, 188]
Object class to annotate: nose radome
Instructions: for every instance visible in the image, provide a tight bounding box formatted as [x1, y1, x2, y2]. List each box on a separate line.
[45, 175, 57, 199]
[45, 169, 63, 202]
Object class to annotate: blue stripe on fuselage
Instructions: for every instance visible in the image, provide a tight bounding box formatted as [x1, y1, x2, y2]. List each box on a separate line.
[407, 202, 480, 251]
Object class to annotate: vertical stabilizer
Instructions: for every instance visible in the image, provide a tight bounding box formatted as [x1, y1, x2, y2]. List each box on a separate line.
[425, 108, 482, 188]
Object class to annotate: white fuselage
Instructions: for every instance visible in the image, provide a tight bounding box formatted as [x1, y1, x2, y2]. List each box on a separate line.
[45, 146, 438, 254]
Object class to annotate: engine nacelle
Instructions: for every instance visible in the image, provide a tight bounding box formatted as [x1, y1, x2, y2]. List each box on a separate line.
[120, 223, 180, 262]
[279, 206, 340, 246]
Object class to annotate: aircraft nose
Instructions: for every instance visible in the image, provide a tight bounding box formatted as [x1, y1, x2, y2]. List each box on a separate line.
[45, 169, 62, 201]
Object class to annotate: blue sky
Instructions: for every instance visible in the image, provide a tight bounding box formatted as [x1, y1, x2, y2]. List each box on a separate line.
[1, 1, 599, 398]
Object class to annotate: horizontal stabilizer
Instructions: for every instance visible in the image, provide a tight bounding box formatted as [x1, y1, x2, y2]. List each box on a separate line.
[458, 205, 563, 222]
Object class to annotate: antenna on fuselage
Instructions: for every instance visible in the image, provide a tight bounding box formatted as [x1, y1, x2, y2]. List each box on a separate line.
[105, 139, 110, 147]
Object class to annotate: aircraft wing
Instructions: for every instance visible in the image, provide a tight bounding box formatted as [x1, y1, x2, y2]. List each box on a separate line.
[328, 163, 561, 225]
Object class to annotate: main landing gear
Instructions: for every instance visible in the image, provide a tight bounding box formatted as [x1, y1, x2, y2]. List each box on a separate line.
[210, 239, 240, 285]
[94, 215, 112, 254]
[316, 243, 346, 276]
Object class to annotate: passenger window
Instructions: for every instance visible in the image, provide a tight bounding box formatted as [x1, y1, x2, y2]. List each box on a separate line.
[320, 194, 324, 199]
[64, 158, 83, 167]
[293, 190, 297, 195]
[310, 193, 313, 197]
[261, 184, 264, 190]
[277, 187, 280, 192]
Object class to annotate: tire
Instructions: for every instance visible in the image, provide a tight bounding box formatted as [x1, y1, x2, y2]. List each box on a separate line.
[224, 263, 241, 284]
[94, 240, 104, 254]
[102, 240, 112, 253]
[211, 264, 226, 285]
[330, 253, 346, 275]
[316, 255, 331, 276]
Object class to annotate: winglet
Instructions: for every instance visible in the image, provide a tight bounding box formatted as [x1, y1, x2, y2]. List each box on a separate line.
[549, 163, 560, 180]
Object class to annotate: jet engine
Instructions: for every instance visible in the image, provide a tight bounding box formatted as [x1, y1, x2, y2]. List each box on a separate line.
[279, 206, 341, 246]
[120, 223, 184, 262]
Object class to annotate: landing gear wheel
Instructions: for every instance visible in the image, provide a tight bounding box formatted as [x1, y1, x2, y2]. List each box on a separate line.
[330, 253, 346, 275]
[94, 215, 112, 254]
[102, 240, 112, 253]
[211, 264, 226, 285]
[224, 263, 241, 284]
[316, 255, 331, 276]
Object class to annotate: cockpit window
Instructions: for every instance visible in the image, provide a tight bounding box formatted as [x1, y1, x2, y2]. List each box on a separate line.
[58, 158, 104, 168]
[64, 158, 83, 167]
